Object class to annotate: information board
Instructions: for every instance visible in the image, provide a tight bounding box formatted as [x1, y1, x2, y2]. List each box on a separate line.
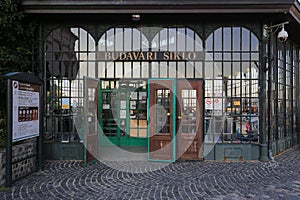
[12, 81, 40, 142]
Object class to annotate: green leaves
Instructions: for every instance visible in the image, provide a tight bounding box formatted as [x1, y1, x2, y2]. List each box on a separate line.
[0, 0, 37, 146]
[0, 0, 36, 72]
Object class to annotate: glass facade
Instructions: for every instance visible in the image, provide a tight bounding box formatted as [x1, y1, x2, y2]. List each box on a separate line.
[204, 27, 259, 143]
[43, 24, 299, 157]
[269, 40, 299, 142]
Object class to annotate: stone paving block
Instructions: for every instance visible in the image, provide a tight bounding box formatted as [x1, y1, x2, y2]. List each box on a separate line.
[0, 146, 299, 199]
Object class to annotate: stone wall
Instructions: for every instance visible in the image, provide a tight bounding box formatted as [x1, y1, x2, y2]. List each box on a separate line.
[0, 138, 37, 187]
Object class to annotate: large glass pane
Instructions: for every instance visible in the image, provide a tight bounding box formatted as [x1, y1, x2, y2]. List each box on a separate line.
[88, 62, 96, 78]
[124, 62, 131, 78]
[155, 89, 170, 134]
[186, 62, 194, 78]
[177, 28, 186, 51]
[115, 28, 123, 51]
[133, 62, 141, 78]
[106, 62, 114, 78]
[115, 62, 123, 78]
[186, 28, 195, 51]
[251, 33, 259, 51]
[169, 62, 177, 78]
[177, 62, 185, 78]
[160, 29, 168, 51]
[214, 28, 222, 51]
[160, 62, 168, 78]
[132, 29, 140, 51]
[195, 62, 203, 78]
[98, 62, 106, 78]
[223, 62, 231, 78]
[233, 27, 241, 51]
[169, 28, 176, 51]
[124, 28, 132, 51]
[223, 27, 231, 51]
[181, 90, 197, 134]
[151, 62, 159, 78]
[242, 28, 250, 51]
[205, 62, 213, 78]
[141, 62, 149, 78]
[106, 29, 114, 51]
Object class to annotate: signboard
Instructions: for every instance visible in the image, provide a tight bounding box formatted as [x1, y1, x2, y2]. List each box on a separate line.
[12, 81, 40, 142]
[99, 51, 204, 61]
[205, 97, 222, 110]
[62, 98, 70, 109]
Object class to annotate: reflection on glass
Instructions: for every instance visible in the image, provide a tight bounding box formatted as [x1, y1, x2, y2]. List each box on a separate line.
[160, 62, 168, 78]
[115, 28, 123, 51]
[242, 28, 250, 51]
[214, 28, 222, 51]
[233, 27, 241, 51]
[169, 62, 177, 78]
[141, 62, 149, 78]
[106, 62, 114, 78]
[133, 62, 140, 78]
[124, 62, 131, 78]
[155, 89, 170, 134]
[178, 62, 185, 78]
[180, 89, 197, 134]
[224, 28, 231, 51]
[195, 62, 203, 78]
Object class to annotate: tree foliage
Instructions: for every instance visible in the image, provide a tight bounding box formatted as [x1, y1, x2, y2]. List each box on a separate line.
[0, 0, 37, 148]
[0, 0, 36, 73]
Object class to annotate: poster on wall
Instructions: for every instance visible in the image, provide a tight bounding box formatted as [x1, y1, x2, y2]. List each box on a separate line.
[12, 81, 40, 142]
[62, 98, 70, 109]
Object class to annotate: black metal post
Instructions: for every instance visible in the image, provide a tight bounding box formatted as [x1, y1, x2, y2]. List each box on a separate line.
[259, 39, 269, 161]
[267, 34, 273, 154]
[38, 85, 43, 171]
[297, 49, 300, 144]
[38, 24, 44, 171]
[6, 79, 13, 187]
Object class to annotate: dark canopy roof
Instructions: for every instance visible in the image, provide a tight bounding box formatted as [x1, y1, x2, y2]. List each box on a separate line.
[22, 0, 300, 23]
[20, 1, 296, 12]
[22, 0, 300, 44]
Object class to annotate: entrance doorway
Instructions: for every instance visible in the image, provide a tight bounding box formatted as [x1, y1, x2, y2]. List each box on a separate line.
[148, 79, 204, 162]
[93, 78, 203, 162]
[99, 80, 148, 147]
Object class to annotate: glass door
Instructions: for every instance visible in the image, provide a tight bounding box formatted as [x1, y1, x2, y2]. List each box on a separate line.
[177, 80, 204, 160]
[148, 79, 204, 162]
[83, 76, 99, 165]
[148, 79, 176, 162]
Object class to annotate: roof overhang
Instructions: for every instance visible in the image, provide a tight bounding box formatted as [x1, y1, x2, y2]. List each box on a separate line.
[21, 1, 297, 14]
[20, 1, 300, 45]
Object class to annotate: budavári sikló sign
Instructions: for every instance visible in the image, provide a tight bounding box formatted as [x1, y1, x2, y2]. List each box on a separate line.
[99, 51, 204, 61]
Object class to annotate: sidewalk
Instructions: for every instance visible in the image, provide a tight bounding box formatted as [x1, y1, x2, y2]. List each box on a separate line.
[1, 145, 300, 199]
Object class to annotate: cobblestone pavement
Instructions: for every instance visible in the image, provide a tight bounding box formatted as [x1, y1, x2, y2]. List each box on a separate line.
[1, 145, 300, 200]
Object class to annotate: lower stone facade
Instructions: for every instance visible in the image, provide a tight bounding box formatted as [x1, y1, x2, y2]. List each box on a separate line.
[0, 138, 37, 187]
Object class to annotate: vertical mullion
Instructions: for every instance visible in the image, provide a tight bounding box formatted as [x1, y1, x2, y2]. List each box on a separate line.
[122, 27, 125, 79]
[184, 27, 187, 78]
[167, 28, 170, 78]
[175, 27, 178, 78]
[87, 28, 90, 77]
[283, 44, 287, 137]
[105, 30, 108, 78]
[193, 29, 196, 78]
[113, 28, 116, 79]
[131, 28, 134, 78]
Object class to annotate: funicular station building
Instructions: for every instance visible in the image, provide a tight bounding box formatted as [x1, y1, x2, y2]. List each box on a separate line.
[22, 0, 300, 162]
